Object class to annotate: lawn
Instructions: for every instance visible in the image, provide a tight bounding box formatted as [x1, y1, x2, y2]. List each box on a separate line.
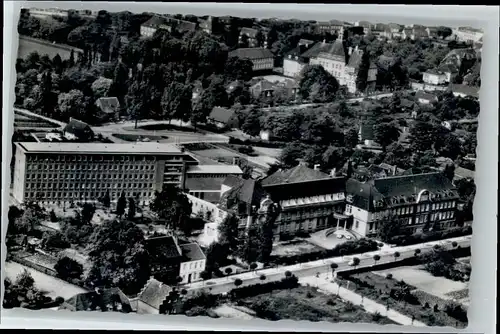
[4, 261, 87, 300]
[240, 286, 396, 324]
[337, 272, 468, 328]
[373, 266, 468, 302]
[18, 38, 74, 60]
[112, 133, 167, 142]
[271, 240, 323, 257]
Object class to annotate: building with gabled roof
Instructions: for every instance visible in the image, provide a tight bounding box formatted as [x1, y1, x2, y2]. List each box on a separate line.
[137, 278, 172, 314]
[59, 287, 132, 313]
[63, 118, 94, 142]
[450, 84, 480, 98]
[345, 172, 460, 237]
[261, 161, 347, 240]
[145, 235, 183, 283]
[229, 48, 274, 72]
[96, 97, 120, 121]
[207, 106, 239, 129]
[179, 242, 206, 284]
[309, 39, 348, 84]
[344, 46, 378, 93]
[415, 91, 438, 104]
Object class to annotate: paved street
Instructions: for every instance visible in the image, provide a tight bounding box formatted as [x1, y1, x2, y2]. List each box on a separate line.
[185, 235, 471, 295]
[300, 275, 427, 327]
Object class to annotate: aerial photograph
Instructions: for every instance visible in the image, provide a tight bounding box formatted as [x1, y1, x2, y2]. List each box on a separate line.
[4, 6, 480, 328]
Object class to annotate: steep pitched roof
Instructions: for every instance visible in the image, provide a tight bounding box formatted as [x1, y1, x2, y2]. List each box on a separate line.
[318, 40, 346, 61]
[451, 84, 480, 98]
[298, 39, 315, 46]
[261, 163, 330, 186]
[228, 48, 274, 60]
[63, 118, 94, 139]
[145, 236, 182, 262]
[300, 41, 334, 59]
[142, 15, 169, 28]
[96, 97, 120, 114]
[209, 107, 235, 124]
[138, 278, 172, 310]
[60, 288, 132, 312]
[219, 178, 268, 211]
[222, 175, 246, 189]
[180, 243, 206, 262]
[185, 176, 227, 192]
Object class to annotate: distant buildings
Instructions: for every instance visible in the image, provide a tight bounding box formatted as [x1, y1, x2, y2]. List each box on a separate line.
[450, 84, 480, 98]
[239, 27, 266, 47]
[59, 288, 132, 312]
[422, 69, 448, 85]
[314, 20, 346, 39]
[140, 15, 197, 37]
[28, 8, 97, 20]
[453, 26, 483, 44]
[228, 48, 274, 72]
[415, 91, 438, 104]
[345, 172, 460, 237]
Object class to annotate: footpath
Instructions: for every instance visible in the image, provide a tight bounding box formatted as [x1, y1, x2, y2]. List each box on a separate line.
[185, 235, 471, 291]
[300, 275, 427, 327]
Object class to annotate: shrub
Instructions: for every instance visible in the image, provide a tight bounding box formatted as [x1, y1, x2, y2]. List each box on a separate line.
[306, 291, 314, 298]
[42, 231, 70, 249]
[386, 273, 393, 279]
[49, 210, 58, 222]
[444, 302, 468, 322]
[230, 275, 299, 300]
[326, 298, 336, 306]
[54, 256, 83, 280]
[371, 311, 383, 321]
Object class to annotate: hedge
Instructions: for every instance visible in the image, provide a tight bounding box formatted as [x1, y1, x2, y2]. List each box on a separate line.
[229, 275, 299, 300]
[269, 238, 379, 266]
[389, 226, 472, 246]
[228, 136, 288, 149]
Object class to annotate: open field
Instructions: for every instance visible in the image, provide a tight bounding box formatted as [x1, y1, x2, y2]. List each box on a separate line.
[373, 265, 468, 303]
[18, 37, 76, 60]
[4, 261, 87, 300]
[240, 286, 396, 324]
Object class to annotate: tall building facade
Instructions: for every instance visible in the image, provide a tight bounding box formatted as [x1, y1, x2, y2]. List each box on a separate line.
[12, 142, 200, 205]
[345, 172, 460, 237]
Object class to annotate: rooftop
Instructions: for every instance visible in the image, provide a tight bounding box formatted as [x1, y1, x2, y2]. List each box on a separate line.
[59, 288, 132, 312]
[146, 235, 182, 262]
[186, 164, 243, 174]
[180, 243, 206, 262]
[262, 163, 330, 186]
[209, 106, 236, 124]
[138, 278, 172, 310]
[240, 27, 258, 37]
[228, 48, 274, 60]
[450, 84, 480, 98]
[300, 41, 335, 59]
[15, 142, 183, 154]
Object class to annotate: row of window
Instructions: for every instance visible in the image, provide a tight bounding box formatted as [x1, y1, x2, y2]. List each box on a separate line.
[24, 190, 153, 200]
[279, 207, 336, 221]
[27, 163, 157, 172]
[26, 182, 155, 190]
[26, 154, 167, 162]
[26, 173, 156, 181]
[182, 261, 204, 271]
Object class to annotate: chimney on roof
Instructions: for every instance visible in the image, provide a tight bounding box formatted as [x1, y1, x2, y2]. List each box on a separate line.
[355, 45, 358, 52]
[314, 164, 321, 171]
[322, 39, 326, 44]
[392, 165, 397, 176]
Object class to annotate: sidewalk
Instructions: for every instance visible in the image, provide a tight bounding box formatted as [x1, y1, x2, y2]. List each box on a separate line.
[300, 275, 427, 327]
[184, 235, 471, 291]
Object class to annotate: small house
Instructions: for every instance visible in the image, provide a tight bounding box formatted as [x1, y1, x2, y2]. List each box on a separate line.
[63, 118, 94, 142]
[96, 97, 120, 121]
[136, 278, 172, 314]
[179, 243, 206, 284]
[422, 69, 447, 85]
[415, 91, 438, 104]
[59, 288, 132, 313]
[207, 107, 239, 129]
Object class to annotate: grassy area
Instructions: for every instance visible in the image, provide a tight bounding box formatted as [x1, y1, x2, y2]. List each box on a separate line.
[240, 286, 396, 325]
[337, 272, 468, 328]
[138, 123, 196, 132]
[271, 240, 324, 257]
[112, 133, 168, 142]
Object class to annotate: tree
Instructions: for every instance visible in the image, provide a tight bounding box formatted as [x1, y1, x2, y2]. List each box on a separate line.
[285, 270, 292, 279]
[259, 274, 266, 282]
[249, 262, 258, 273]
[224, 267, 233, 276]
[352, 257, 360, 268]
[109, 62, 129, 101]
[224, 57, 253, 82]
[377, 218, 401, 242]
[436, 133, 463, 160]
[279, 142, 307, 168]
[344, 128, 359, 149]
[54, 256, 84, 280]
[393, 251, 401, 261]
[373, 122, 401, 150]
[81, 203, 96, 224]
[116, 192, 127, 218]
[102, 190, 111, 208]
[86, 219, 150, 295]
[437, 26, 453, 39]
[299, 65, 339, 103]
[128, 198, 136, 220]
[255, 30, 265, 47]
[42, 231, 70, 250]
[330, 263, 338, 277]
[234, 278, 243, 288]
[57, 89, 86, 121]
[3, 269, 48, 309]
[217, 214, 240, 252]
[373, 254, 381, 265]
[355, 51, 371, 93]
[36, 70, 57, 117]
[91, 76, 113, 99]
[161, 82, 193, 123]
[240, 108, 263, 137]
[150, 185, 192, 233]
[266, 27, 278, 48]
[443, 163, 456, 181]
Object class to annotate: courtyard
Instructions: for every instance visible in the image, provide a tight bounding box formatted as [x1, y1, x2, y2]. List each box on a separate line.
[270, 239, 323, 257]
[307, 227, 358, 249]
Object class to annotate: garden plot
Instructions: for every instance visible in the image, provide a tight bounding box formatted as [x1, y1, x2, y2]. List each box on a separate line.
[373, 266, 468, 301]
[271, 240, 323, 257]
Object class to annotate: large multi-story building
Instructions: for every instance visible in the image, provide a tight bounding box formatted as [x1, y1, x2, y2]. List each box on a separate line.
[453, 26, 483, 44]
[228, 48, 274, 72]
[345, 172, 460, 237]
[11, 142, 213, 205]
[261, 162, 348, 240]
